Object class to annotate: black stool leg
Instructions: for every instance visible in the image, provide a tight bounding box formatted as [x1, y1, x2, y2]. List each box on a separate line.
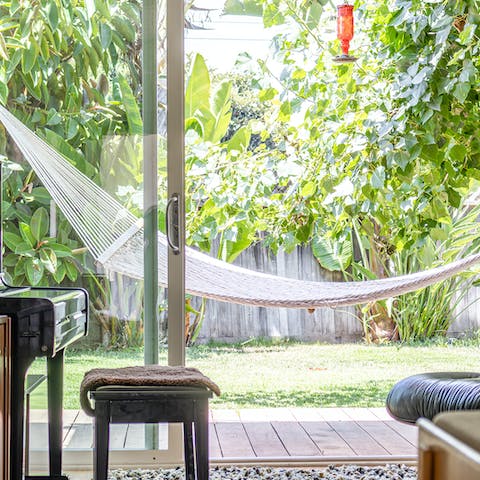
[184, 421, 195, 480]
[94, 400, 110, 480]
[194, 400, 209, 480]
[47, 349, 65, 478]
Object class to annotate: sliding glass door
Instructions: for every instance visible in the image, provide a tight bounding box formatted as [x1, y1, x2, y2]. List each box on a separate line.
[7, 0, 188, 471]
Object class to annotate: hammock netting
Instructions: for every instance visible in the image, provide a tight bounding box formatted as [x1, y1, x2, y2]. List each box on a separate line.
[1, 104, 479, 309]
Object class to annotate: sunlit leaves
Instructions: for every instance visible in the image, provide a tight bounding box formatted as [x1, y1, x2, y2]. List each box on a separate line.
[227, 126, 251, 152]
[312, 233, 352, 272]
[248, 0, 480, 274]
[0, 0, 141, 286]
[30, 207, 49, 241]
[118, 75, 143, 135]
[186, 54, 211, 119]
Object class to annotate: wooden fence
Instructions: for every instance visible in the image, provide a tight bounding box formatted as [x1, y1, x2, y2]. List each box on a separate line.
[450, 284, 480, 337]
[194, 244, 362, 343]
[193, 244, 480, 343]
[97, 244, 480, 346]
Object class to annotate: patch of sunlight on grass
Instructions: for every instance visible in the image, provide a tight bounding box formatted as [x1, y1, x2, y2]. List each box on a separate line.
[33, 339, 480, 410]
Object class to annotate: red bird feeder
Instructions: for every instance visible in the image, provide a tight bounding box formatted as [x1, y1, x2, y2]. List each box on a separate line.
[334, 3, 357, 63]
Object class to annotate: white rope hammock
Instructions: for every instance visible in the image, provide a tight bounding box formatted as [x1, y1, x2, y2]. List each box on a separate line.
[1, 104, 480, 309]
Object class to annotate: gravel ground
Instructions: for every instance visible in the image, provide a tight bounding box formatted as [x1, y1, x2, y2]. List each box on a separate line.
[109, 465, 417, 480]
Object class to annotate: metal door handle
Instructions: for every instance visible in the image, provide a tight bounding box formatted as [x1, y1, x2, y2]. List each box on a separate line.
[166, 194, 180, 255]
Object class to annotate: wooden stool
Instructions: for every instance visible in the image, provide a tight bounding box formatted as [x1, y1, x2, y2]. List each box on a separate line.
[90, 385, 212, 480]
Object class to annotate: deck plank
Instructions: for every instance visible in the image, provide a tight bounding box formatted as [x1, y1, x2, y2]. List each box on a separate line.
[65, 423, 93, 449]
[33, 407, 418, 460]
[291, 409, 355, 457]
[63, 410, 80, 443]
[316, 409, 389, 456]
[124, 424, 146, 450]
[369, 407, 392, 421]
[211, 409, 241, 422]
[238, 410, 288, 457]
[29, 409, 79, 447]
[317, 407, 352, 422]
[385, 420, 418, 447]
[29, 423, 49, 450]
[209, 423, 222, 458]
[215, 422, 255, 457]
[63, 409, 93, 449]
[324, 420, 389, 456]
[110, 424, 129, 450]
[369, 408, 418, 446]
[342, 408, 415, 455]
[270, 421, 320, 457]
[260, 408, 321, 456]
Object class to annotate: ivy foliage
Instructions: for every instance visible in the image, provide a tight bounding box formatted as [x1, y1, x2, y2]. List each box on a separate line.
[0, 0, 141, 285]
[251, 0, 480, 260]
[189, 0, 480, 261]
[183, 0, 480, 340]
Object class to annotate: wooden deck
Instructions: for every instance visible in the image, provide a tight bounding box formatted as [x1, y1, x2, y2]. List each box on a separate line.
[29, 407, 417, 461]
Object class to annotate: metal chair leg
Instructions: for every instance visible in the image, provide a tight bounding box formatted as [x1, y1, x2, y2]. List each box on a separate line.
[94, 401, 110, 480]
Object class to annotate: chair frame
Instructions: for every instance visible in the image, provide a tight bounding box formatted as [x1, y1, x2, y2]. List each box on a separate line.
[418, 416, 480, 480]
[90, 386, 212, 480]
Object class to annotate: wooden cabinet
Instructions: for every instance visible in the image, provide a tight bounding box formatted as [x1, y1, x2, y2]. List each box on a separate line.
[418, 412, 480, 480]
[0, 315, 10, 480]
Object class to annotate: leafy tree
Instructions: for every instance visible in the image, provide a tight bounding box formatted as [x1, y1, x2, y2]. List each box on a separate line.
[251, 0, 480, 340]
[184, 0, 480, 341]
[0, 0, 142, 285]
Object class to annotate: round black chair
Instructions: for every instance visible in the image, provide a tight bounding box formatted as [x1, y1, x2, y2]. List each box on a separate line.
[386, 372, 480, 424]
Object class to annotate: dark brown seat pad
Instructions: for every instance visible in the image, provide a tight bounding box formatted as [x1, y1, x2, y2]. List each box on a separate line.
[80, 365, 220, 416]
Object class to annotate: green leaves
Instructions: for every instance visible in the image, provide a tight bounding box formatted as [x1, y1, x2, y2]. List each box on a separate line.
[45, 2, 59, 30]
[186, 54, 210, 119]
[312, 232, 352, 272]
[100, 23, 112, 49]
[227, 126, 251, 152]
[185, 54, 234, 144]
[3, 231, 22, 252]
[219, 223, 254, 263]
[39, 248, 57, 274]
[118, 75, 143, 135]
[19, 222, 36, 248]
[0, 0, 141, 288]
[2, 202, 78, 285]
[30, 207, 49, 241]
[453, 82, 470, 102]
[25, 258, 44, 285]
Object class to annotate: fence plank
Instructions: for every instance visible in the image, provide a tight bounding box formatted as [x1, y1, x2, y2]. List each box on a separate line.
[196, 244, 361, 343]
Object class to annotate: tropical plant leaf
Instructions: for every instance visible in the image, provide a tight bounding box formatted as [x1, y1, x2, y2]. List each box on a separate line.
[118, 74, 143, 135]
[15, 242, 35, 256]
[19, 222, 36, 247]
[185, 54, 210, 118]
[30, 207, 49, 242]
[52, 262, 66, 283]
[65, 260, 78, 281]
[45, 242, 73, 258]
[210, 81, 232, 143]
[227, 126, 251, 152]
[25, 258, 44, 285]
[41, 129, 95, 177]
[312, 236, 352, 272]
[3, 232, 22, 252]
[39, 247, 57, 273]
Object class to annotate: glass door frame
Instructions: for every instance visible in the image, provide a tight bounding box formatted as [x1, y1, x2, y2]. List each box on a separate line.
[121, 0, 186, 464]
[54, 0, 187, 470]
[97, 0, 186, 465]
[166, 0, 186, 369]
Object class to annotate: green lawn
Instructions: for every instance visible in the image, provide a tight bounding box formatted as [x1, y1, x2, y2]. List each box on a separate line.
[30, 338, 480, 410]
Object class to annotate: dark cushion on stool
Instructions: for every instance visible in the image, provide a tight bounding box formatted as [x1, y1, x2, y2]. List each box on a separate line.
[386, 372, 480, 424]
